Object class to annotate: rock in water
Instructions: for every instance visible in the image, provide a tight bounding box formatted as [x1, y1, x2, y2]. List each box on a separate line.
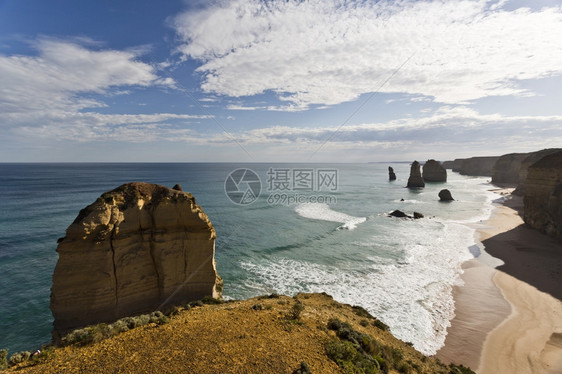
[388, 166, 396, 181]
[422, 159, 447, 182]
[389, 210, 408, 218]
[524, 151, 562, 242]
[413, 212, 424, 219]
[50, 182, 222, 340]
[439, 189, 454, 201]
[407, 161, 425, 188]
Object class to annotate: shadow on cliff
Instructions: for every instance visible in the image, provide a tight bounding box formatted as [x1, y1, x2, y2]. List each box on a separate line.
[482, 205, 562, 301]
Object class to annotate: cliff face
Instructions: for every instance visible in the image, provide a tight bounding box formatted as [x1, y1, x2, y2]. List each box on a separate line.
[422, 159, 447, 182]
[442, 161, 454, 169]
[491, 153, 529, 184]
[514, 148, 562, 195]
[457, 156, 499, 176]
[51, 182, 221, 338]
[407, 161, 425, 188]
[524, 151, 562, 242]
[451, 159, 465, 172]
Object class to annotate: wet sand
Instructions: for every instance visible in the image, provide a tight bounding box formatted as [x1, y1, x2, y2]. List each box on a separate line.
[437, 190, 562, 373]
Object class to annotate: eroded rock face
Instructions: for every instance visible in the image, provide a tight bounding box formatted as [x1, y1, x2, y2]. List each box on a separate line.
[457, 156, 499, 176]
[407, 161, 425, 188]
[439, 189, 454, 201]
[491, 153, 529, 185]
[422, 159, 447, 182]
[514, 148, 561, 196]
[388, 166, 396, 181]
[524, 151, 562, 242]
[51, 182, 222, 339]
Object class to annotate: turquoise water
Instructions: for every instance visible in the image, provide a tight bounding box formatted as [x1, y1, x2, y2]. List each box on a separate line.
[0, 163, 495, 355]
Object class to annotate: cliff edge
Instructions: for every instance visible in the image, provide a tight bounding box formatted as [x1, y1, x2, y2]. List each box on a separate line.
[524, 151, 562, 242]
[50, 182, 222, 340]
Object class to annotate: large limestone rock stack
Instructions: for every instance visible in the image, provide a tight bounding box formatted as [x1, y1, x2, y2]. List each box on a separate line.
[422, 159, 447, 182]
[407, 161, 425, 188]
[51, 182, 222, 339]
[524, 151, 562, 242]
[388, 166, 396, 181]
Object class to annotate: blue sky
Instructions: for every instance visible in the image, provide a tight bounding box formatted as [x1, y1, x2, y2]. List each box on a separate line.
[1, 0, 561, 162]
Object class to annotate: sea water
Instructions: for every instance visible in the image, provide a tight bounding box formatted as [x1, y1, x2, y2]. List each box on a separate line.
[0, 163, 496, 355]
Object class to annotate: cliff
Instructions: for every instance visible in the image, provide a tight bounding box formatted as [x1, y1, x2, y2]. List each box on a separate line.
[513, 148, 562, 196]
[10, 293, 473, 374]
[50, 182, 221, 340]
[523, 151, 562, 242]
[407, 161, 425, 188]
[422, 159, 447, 182]
[491, 153, 529, 184]
[442, 160, 455, 169]
[456, 156, 499, 176]
[451, 159, 465, 172]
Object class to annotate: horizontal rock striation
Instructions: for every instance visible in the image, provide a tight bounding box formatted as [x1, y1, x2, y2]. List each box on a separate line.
[524, 151, 562, 242]
[422, 159, 447, 182]
[491, 153, 530, 185]
[513, 148, 562, 196]
[51, 182, 221, 340]
[456, 156, 499, 176]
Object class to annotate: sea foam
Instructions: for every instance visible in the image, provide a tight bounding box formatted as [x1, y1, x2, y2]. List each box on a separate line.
[294, 203, 367, 230]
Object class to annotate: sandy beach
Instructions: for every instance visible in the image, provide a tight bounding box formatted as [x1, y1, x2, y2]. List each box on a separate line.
[437, 190, 562, 374]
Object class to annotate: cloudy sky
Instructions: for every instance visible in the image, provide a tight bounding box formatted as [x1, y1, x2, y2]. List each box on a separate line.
[1, 0, 561, 162]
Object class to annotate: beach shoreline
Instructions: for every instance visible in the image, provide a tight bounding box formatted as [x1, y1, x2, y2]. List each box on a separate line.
[437, 188, 562, 373]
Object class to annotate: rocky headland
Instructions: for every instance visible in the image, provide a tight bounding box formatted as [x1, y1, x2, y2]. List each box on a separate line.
[6, 293, 472, 374]
[523, 150, 562, 242]
[513, 148, 561, 195]
[50, 182, 222, 341]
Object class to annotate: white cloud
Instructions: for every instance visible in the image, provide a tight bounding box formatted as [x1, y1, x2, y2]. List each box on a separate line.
[0, 39, 171, 115]
[172, 0, 562, 109]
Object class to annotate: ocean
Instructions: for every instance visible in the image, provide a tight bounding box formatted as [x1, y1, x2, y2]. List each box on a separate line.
[0, 163, 496, 356]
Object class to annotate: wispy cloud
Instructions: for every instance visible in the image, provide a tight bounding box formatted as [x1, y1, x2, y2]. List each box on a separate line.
[0, 38, 172, 116]
[172, 0, 562, 109]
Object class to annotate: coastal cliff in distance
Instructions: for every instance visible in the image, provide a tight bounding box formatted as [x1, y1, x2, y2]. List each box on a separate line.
[448, 156, 499, 176]
[524, 151, 562, 242]
[50, 182, 222, 340]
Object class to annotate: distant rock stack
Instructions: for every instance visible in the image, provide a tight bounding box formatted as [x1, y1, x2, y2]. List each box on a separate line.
[422, 160, 447, 182]
[523, 151, 562, 242]
[388, 166, 396, 181]
[407, 161, 425, 188]
[439, 189, 454, 201]
[50, 182, 222, 341]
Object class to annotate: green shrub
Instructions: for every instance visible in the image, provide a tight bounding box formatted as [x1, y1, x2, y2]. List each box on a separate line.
[149, 311, 170, 325]
[8, 351, 31, 366]
[448, 363, 476, 374]
[252, 303, 263, 310]
[201, 296, 222, 305]
[292, 361, 312, 374]
[258, 293, 280, 300]
[29, 345, 55, 365]
[372, 318, 389, 331]
[360, 319, 369, 327]
[352, 305, 374, 319]
[287, 301, 305, 320]
[0, 349, 8, 370]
